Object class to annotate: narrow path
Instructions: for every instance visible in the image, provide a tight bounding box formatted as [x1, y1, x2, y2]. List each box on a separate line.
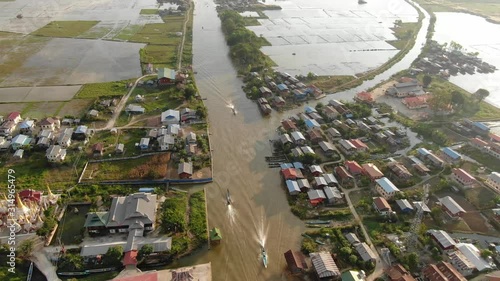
[32, 250, 61, 281]
[101, 74, 156, 130]
[344, 184, 385, 280]
[177, 0, 193, 69]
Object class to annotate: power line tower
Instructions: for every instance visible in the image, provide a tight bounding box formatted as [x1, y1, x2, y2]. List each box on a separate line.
[405, 184, 429, 252]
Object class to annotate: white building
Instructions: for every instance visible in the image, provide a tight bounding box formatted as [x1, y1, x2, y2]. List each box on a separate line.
[485, 172, 500, 193]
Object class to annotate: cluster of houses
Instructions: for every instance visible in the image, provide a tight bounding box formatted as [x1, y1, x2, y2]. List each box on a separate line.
[0, 112, 95, 161]
[250, 71, 325, 114]
[414, 40, 496, 78]
[427, 228, 496, 276]
[383, 77, 433, 110]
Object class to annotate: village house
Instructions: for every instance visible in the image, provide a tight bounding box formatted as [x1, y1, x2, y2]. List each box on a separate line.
[186, 132, 197, 144]
[396, 199, 414, 213]
[451, 168, 476, 188]
[355, 91, 374, 104]
[259, 86, 273, 98]
[307, 189, 326, 206]
[362, 163, 384, 181]
[319, 141, 336, 155]
[0, 137, 10, 151]
[308, 128, 323, 144]
[345, 233, 361, 245]
[167, 124, 181, 136]
[355, 242, 377, 262]
[485, 172, 500, 193]
[273, 96, 286, 108]
[308, 112, 323, 122]
[323, 173, 339, 187]
[345, 160, 363, 176]
[335, 166, 354, 184]
[386, 80, 425, 97]
[315, 176, 328, 189]
[185, 143, 197, 155]
[402, 95, 429, 109]
[470, 121, 490, 136]
[46, 145, 67, 162]
[125, 104, 145, 114]
[277, 83, 290, 96]
[328, 100, 352, 117]
[13, 149, 24, 159]
[469, 138, 489, 151]
[87, 109, 99, 118]
[178, 162, 193, 179]
[286, 180, 301, 196]
[19, 120, 35, 135]
[57, 128, 72, 148]
[452, 243, 494, 274]
[326, 127, 341, 139]
[72, 125, 88, 141]
[291, 131, 306, 145]
[310, 252, 340, 279]
[139, 138, 150, 150]
[439, 196, 466, 218]
[6, 112, 22, 124]
[180, 108, 198, 123]
[92, 143, 104, 157]
[115, 143, 125, 154]
[408, 156, 431, 175]
[297, 178, 311, 192]
[282, 168, 298, 181]
[301, 145, 315, 155]
[157, 67, 177, 86]
[161, 109, 180, 125]
[423, 262, 467, 281]
[386, 264, 416, 281]
[305, 119, 321, 130]
[0, 121, 16, 136]
[487, 142, 500, 159]
[350, 139, 369, 152]
[284, 250, 308, 274]
[38, 117, 60, 131]
[323, 106, 340, 121]
[387, 161, 412, 179]
[291, 147, 304, 157]
[84, 192, 157, 235]
[158, 135, 175, 151]
[375, 177, 400, 199]
[37, 136, 51, 148]
[11, 134, 32, 150]
[310, 165, 323, 177]
[357, 121, 371, 131]
[427, 229, 456, 252]
[441, 147, 462, 163]
[373, 197, 392, 215]
[338, 139, 357, 155]
[280, 133, 293, 145]
[323, 186, 343, 205]
[490, 133, 500, 143]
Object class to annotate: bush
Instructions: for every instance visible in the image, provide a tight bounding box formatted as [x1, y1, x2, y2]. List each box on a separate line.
[161, 193, 188, 233]
[188, 191, 207, 246]
[301, 238, 316, 254]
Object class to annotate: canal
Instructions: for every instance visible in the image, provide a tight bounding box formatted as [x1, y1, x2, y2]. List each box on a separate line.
[171, 0, 430, 280]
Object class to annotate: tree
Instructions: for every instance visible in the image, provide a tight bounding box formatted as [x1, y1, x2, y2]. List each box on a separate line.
[481, 249, 493, 258]
[196, 105, 208, 120]
[104, 246, 123, 266]
[428, 90, 451, 114]
[450, 91, 465, 108]
[474, 88, 490, 102]
[422, 75, 432, 88]
[184, 86, 196, 100]
[138, 244, 154, 261]
[407, 252, 419, 272]
[17, 238, 35, 259]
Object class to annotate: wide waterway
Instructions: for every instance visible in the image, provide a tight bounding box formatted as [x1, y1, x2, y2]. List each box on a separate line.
[167, 0, 431, 280]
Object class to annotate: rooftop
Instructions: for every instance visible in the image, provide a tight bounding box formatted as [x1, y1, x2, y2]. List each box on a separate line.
[439, 196, 466, 215]
[375, 177, 400, 193]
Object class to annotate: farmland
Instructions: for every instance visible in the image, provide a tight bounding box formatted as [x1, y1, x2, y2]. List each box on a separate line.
[31, 21, 100, 38]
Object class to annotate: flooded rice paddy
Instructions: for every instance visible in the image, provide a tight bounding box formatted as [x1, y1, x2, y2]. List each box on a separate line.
[247, 0, 419, 76]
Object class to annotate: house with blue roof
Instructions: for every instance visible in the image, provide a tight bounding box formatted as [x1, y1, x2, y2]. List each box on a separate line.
[304, 106, 317, 114]
[417, 147, 431, 158]
[280, 163, 294, 169]
[293, 162, 304, 170]
[19, 120, 35, 135]
[277, 83, 289, 96]
[375, 177, 400, 199]
[441, 147, 462, 163]
[286, 180, 301, 196]
[293, 89, 308, 101]
[305, 119, 320, 129]
[11, 134, 32, 150]
[472, 121, 490, 136]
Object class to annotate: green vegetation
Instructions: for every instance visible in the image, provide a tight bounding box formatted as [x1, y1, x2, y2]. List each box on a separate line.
[310, 75, 358, 90]
[219, 10, 274, 74]
[139, 44, 178, 67]
[129, 85, 184, 113]
[36, 206, 58, 238]
[458, 145, 500, 171]
[140, 9, 159, 15]
[388, 21, 420, 50]
[112, 24, 143, 41]
[161, 192, 188, 233]
[188, 191, 208, 246]
[31, 21, 100, 38]
[75, 79, 133, 99]
[52, 204, 90, 245]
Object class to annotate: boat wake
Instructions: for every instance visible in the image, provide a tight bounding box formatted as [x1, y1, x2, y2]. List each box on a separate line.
[227, 204, 237, 225]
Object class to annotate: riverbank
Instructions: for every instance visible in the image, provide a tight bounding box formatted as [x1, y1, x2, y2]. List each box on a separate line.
[413, 0, 500, 24]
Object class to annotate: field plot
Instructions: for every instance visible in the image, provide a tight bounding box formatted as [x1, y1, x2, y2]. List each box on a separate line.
[0, 38, 144, 87]
[75, 79, 133, 99]
[58, 99, 94, 118]
[31, 21, 99, 38]
[0, 85, 81, 102]
[0, 103, 28, 116]
[22, 101, 65, 119]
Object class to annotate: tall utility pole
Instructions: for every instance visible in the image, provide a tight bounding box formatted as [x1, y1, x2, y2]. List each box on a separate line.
[405, 184, 429, 252]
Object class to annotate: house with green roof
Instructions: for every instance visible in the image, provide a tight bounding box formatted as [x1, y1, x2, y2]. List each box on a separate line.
[158, 67, 177, 86]
[342, 270, 366, 281]
[210, 227, 222, 245]
[84, 212, 109, 235]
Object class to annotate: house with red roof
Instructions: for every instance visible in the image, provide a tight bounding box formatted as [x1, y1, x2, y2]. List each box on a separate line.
[307, 189, 326, 206]
[373, 197, 392, 215]
[402, 95, 429, 109]
[489, 133, 500, 143]
[355, 91, 374, 104]
[350, 139, 369, 152]
[362, 163, 384, 181]
[470, 138, 489, 151]
[308, 128, 323, 144]
[335, 166, 354, 184]
[19, 189, 43, 202]
[284, 250, 308, 274]
[451, 168, 476, 188]
[281, 119, 297, 131]
[7, 112, 22, 124]
[123, 250, 138, 266]
[282, 168, 298, 180]
[345, 160, 363, 176]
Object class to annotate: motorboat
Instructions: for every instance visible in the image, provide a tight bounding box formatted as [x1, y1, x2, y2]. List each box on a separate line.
[262, 247, 268, 268]
[226, 189, 232, 205]
[358, 0, 367, 4]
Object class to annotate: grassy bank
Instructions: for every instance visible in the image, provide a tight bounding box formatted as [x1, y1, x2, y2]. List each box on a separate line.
[31, 21, 100, 38]
[75, 79, 134, 99]
[388, 22, 420, 50]
[140, 9, 159, 15]
[414, 0, 500, 23]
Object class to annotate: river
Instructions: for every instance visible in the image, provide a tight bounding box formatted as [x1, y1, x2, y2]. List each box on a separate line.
[167, 0, 432, 280]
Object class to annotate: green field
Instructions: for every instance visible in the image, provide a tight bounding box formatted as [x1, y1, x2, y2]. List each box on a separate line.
[31, 21, 100, 38]
[388, 22, 419, 50]
[129, 17, 184, 44]
[113, 24, 143, 41]
[415, 0, 500, 22]
[140, 44, 178, 66]
[52, 204, 91, 245]
[75, 79, 134, 99]
[140, 9, 159, 15]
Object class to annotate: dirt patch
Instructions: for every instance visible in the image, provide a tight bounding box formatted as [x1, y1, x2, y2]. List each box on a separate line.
[462, 212, 490, 234]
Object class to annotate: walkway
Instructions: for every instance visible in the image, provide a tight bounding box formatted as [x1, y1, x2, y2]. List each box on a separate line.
[177, 0, 193, 69]
[32, 250, 61, 281]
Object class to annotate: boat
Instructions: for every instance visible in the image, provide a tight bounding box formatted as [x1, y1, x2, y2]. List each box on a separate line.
[315, 239, 326, 245]
[226, 189, 232, 205]
[358, 0, 367, 4]
[262, 247, 268, 268]
[305, 220, 330, 224]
